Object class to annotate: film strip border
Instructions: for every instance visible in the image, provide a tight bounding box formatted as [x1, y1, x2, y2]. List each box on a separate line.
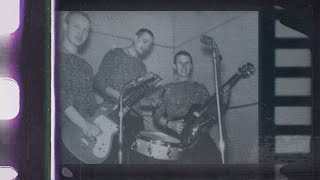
[0, 0, 22, 179]
[259, 5, 313, 179]
[55, 1, 317, 179]
[1, 0, 51, 179]
[0, 0, 316, 179]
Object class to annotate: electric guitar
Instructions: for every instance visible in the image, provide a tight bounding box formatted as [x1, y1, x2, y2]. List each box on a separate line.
[172, 63, 255, 148]
[61, 73, 162, 164]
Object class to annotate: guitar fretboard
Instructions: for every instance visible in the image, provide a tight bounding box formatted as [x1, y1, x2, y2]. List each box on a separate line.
[204, 72, 242, 108]
[107, 77, 158, 123]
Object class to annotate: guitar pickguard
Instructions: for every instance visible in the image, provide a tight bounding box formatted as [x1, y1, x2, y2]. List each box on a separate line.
[92, 115, 118, 158]
[61, 73, 162, 164]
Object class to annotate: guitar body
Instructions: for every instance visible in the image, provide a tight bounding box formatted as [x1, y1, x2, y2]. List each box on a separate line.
[62, 106, 118, 164]
[61, 73, 162, 164]
[171, 63, 255, 149]
[171, 104, 206, 147]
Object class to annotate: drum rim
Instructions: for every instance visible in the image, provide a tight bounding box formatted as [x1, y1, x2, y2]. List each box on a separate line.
[132, 139, 182, 160]
[136, 131, 181, 147]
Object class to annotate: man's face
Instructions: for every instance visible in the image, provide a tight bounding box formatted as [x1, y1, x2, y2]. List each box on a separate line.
[133, 32, 154, 56]
[65, 14, 90, 47]
[175, 55, 193, 78]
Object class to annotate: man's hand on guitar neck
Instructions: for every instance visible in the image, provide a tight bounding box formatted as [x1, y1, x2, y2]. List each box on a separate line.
[221, 84, 231, 105]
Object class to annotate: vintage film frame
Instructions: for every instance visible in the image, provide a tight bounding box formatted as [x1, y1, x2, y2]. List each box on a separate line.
[3, 0, 319, 180]
[0, 0, 52, 179]
[0, 0, 22, 179]
[52, 0, 319, 179]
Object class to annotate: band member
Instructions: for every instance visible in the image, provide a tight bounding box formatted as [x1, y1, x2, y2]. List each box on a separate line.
[93, 28, 155, 163]
[94, 28, 154, 103]
[153, 50, 231, 164]
[59, 11, 100, 166]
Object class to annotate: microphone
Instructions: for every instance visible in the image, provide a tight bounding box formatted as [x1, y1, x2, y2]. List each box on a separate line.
[200, 35, 214, 46]
[200, 35, 223, 61]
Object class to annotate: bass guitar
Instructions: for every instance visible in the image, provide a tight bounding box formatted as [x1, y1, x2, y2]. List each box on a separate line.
[172, 63, 254, 148]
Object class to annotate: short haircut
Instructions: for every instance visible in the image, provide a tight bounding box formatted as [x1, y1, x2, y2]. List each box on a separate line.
[174, 50, 193, 65]
[65, 11, 91, 24]
[136, 28, 154, 39]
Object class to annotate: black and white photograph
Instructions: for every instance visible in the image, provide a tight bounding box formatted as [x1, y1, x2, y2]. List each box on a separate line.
[0, 0, 318, 179]
[57, 11, 258, 166]
[56, 3, 315, 179]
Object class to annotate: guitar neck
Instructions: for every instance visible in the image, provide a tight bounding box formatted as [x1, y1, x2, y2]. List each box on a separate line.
[223, 72, 242, 89]
[108, 78, 156, 123]
[204, 72, 242, 107]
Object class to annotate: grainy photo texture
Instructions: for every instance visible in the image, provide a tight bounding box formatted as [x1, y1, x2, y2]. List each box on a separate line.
[58, 11, 258, 166]
[56, 7, 314, 179]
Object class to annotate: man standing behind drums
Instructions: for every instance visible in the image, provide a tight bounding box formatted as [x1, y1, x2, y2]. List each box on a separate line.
[59, 11, 100, 165]
[153, 50, 231, 164]
[93, 28, 155, 163]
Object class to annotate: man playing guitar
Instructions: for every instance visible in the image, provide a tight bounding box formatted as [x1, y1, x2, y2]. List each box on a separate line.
[93, 28, 155, 163]
[153, 50, 231, 164]
[59, 11, 101, 165]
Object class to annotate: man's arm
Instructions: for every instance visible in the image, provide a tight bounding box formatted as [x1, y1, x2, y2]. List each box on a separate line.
[200, 84, 231, 126]
[64, 106, 89, 129]
[93, 50, 120, 101]
[60, 60, 100, 137]
[154, 106, 185, 134]
[105, 87, 120, 100]
[221, 84, 231, 113]
[153, 95, 167, 128]
[153, 88, 185, 134]
[64, 106, 100, 137]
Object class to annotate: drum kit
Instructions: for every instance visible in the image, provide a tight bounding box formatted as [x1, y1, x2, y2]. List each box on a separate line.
[128, 89, 185, 161]
[131, 131, 183, 161]
[117, 37, 254, 163]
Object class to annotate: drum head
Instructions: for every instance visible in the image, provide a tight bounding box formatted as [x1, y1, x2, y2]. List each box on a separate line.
[139, 131, 181, 143]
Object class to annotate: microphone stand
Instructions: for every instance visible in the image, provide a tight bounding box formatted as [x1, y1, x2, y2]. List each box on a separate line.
[211, 45, 226, 164]
[119, 90, 124, 164]
[118, 80, 135, 164]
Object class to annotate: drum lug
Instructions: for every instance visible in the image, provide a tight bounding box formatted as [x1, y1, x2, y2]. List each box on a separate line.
[147, 144, 152, 155]
[167, 149, 172, 159]
[192, 126, 199, 136]
[131, 142, 137, 151]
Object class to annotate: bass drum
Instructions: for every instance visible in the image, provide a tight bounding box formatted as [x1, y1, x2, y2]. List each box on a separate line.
[131, 131, 182, 161]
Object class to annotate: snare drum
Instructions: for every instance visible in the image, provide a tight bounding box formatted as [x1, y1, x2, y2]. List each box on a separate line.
[131, 131, 182, 160]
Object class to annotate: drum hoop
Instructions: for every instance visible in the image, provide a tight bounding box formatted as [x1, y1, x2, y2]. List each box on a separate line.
[132, 139, 182, 161]
[136, 131, 181, 147]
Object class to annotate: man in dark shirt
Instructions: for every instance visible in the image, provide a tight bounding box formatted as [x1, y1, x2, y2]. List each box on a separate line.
[94, 28, 154, 103]
[59, 11, 101, 166]
[153, 50, 231, 164]
[93, 28, 155, 163]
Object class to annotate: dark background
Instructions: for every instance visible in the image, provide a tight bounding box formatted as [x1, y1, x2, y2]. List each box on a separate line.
[17, 0, 51, 179]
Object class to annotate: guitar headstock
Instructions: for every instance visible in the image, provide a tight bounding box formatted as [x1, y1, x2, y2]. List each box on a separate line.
[138, 72, 162, 88]
[150, 73, 162, 87]
[238, 62, 254, 78]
